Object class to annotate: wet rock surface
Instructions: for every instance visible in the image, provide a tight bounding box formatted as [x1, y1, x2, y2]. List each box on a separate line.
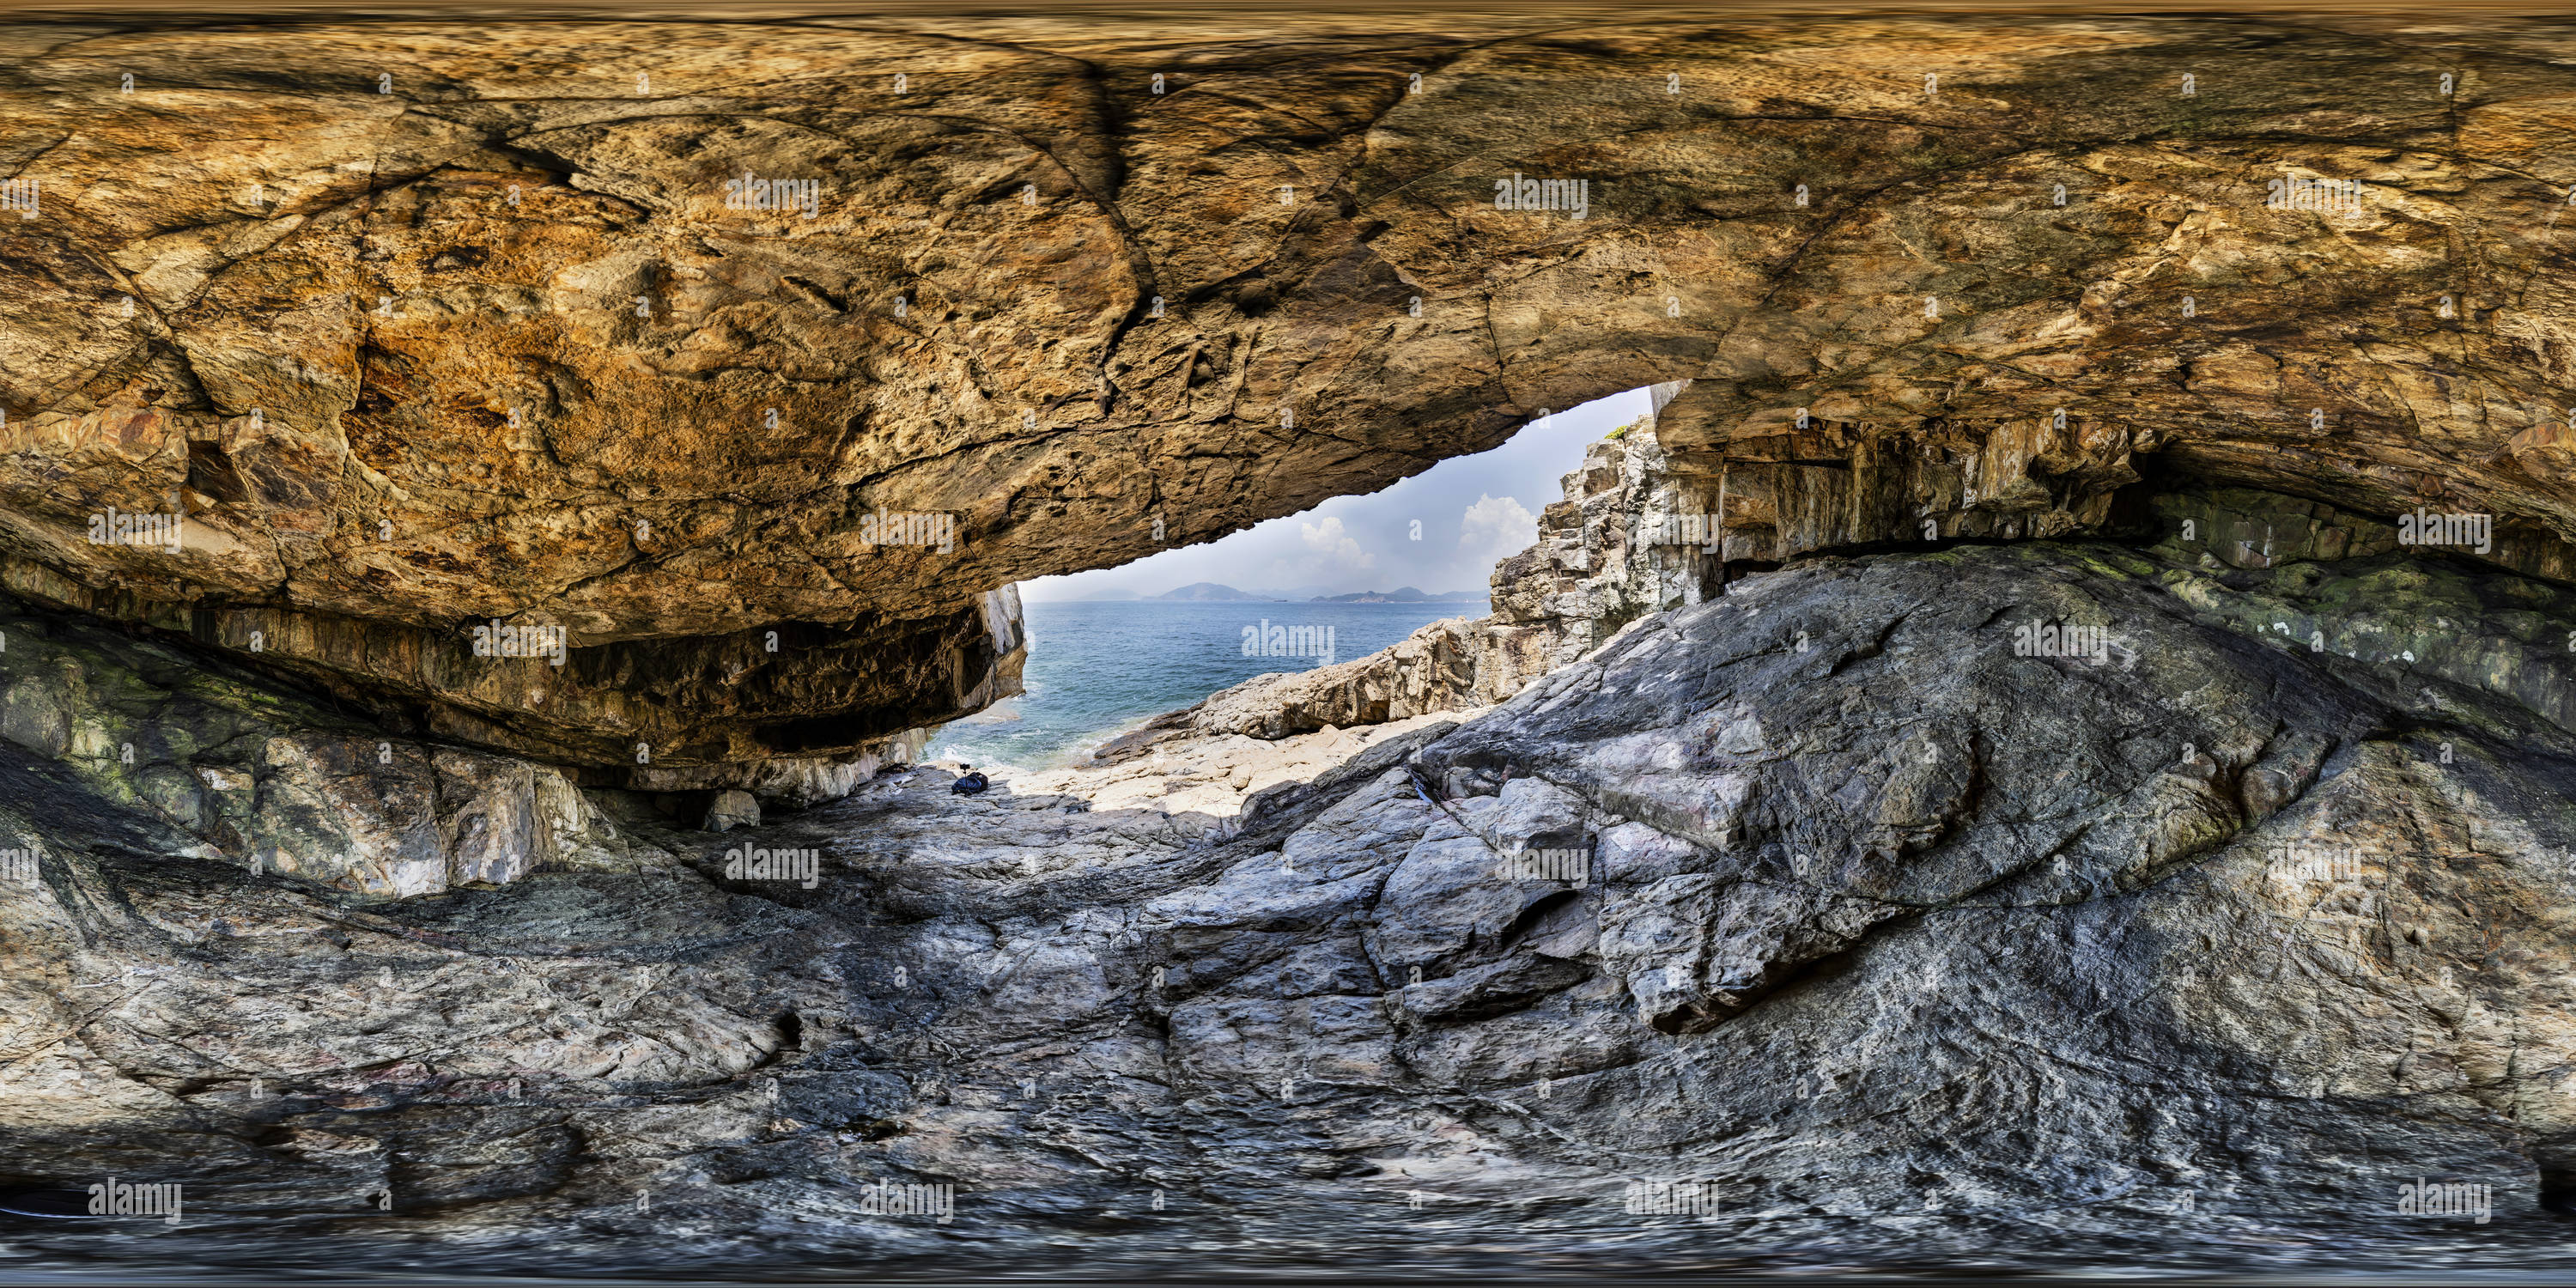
[8, 534, 2576, 1276]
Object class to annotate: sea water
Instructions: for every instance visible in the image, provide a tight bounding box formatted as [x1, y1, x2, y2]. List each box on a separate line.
[925, 598, 1486, 771]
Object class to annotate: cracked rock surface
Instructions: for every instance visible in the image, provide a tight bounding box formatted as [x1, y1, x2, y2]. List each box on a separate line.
[8, 536, 2576, 1275]
[9, 9, 2576, 1275]
[5, 14, 2576, 774]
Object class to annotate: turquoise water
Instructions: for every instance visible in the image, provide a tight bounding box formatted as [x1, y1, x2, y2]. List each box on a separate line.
[926, 598, 1486, 771]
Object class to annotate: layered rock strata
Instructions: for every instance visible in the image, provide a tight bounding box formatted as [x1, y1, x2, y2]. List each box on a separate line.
[0, 592, 650, 897]
[1173, 389, 1715, 740]
[9, 9, 2576, 1275]
[1182, 419, 2576, 749]
[6, 15, 2576, 774]
[9, 531, 2576, 1274]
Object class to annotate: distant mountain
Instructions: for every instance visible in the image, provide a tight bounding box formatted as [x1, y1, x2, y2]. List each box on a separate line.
[1309, 586, 1488, 604]
[1141, 583, 1486, 603]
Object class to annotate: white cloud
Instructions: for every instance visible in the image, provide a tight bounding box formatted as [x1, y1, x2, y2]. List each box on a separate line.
[1458, 493, 1537, 572]
[1260, 514, 1376, 586]
[1020, 388, 1652, 600]
[1303, 515, 1373, 563]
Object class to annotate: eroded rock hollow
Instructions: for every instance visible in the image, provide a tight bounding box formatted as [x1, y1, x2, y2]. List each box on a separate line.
[8, 12, 2576, 778]
[6, 9, 2576, 1279]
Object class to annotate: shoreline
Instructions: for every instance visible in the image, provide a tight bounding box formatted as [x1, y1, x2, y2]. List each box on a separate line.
[923, 598, 1493, 775]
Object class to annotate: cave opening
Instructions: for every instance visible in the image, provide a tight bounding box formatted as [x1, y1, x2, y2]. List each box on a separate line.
[923, 387, 1661, 775]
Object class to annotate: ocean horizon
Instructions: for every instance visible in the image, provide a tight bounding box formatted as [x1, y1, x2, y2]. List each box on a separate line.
[925, 598, 1488, 773]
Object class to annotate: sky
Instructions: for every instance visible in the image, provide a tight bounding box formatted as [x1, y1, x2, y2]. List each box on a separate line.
[1021, 387, 1656, 602]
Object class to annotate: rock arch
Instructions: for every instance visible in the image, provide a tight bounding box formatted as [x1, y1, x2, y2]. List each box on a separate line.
[3, 13, 2570, 776]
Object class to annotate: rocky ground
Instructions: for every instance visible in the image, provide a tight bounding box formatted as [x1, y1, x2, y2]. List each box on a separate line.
[9, 508, 2576, 1276]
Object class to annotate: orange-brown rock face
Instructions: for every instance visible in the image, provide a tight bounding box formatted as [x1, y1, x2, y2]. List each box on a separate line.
[2, 14, 2573, 774]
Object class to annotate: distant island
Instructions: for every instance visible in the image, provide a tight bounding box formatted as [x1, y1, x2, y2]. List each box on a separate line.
[1309, 586, 1487, 604]
[1133, 583, 1490, 603]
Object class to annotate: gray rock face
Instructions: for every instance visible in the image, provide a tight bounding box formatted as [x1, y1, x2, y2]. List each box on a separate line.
[0, 596, 646, 898]
[1176, 616, 1494, 740]
[701, 789, 761, 835]
[8, 532, 2575, 1275]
